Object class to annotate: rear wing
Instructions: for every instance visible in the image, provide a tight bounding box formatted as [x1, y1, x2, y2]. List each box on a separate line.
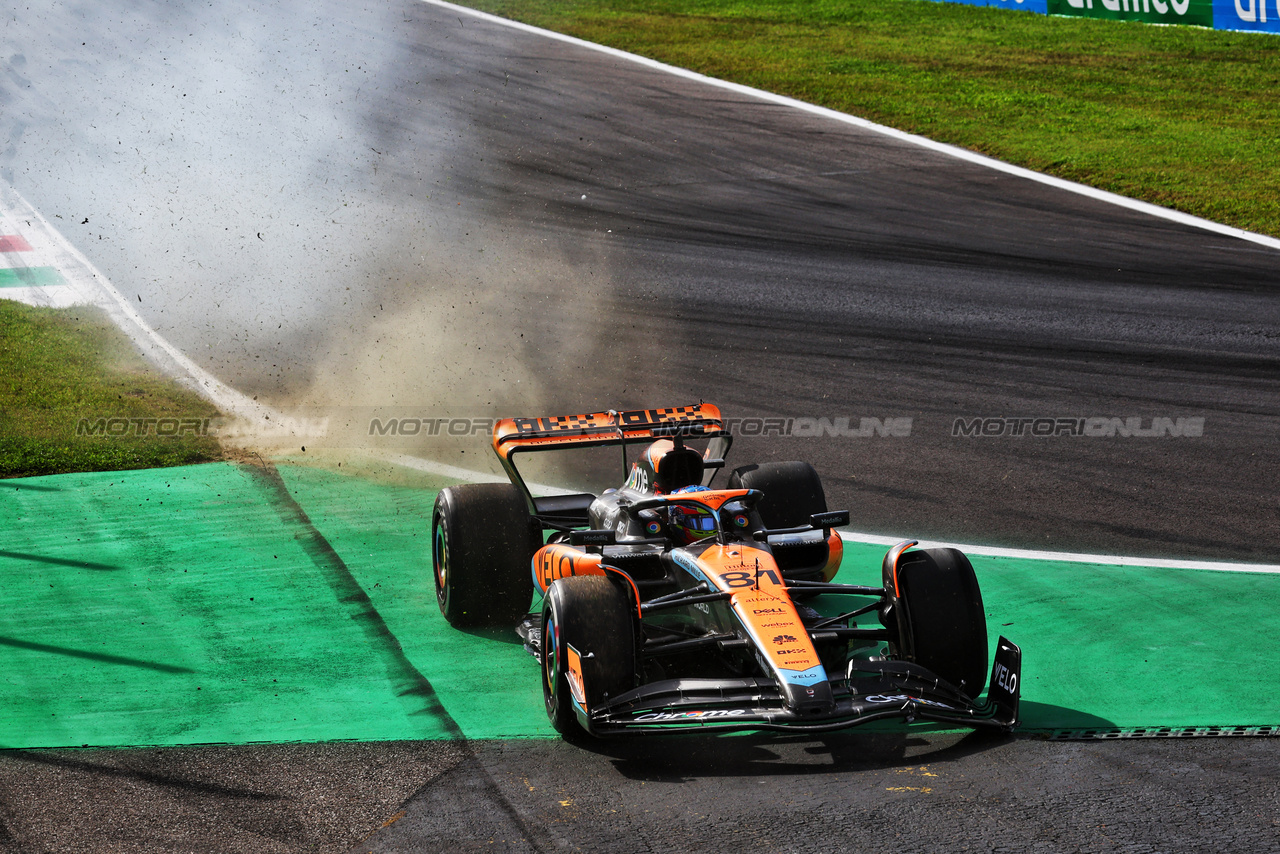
[492, 404, 732, 513]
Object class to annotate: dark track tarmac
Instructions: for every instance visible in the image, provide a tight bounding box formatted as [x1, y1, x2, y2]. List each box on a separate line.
[366, 735, 1280, 854]
[2, 0, 1279, 851]
[3, 735, 1277, 853]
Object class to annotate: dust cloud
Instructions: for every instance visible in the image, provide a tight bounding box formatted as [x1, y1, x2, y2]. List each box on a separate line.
[3, 0, 673, 483]
[262, 227, 627, 464]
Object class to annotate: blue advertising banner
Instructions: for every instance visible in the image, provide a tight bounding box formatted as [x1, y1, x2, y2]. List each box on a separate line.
[928, 0, 1280, 32]
[1214, 0, 1280, 31]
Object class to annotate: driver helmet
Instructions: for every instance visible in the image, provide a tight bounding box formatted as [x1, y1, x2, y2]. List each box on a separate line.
[668, 485, 717, 545]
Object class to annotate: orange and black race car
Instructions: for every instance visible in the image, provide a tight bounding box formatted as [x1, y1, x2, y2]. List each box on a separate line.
[431, 403, 1021, 739]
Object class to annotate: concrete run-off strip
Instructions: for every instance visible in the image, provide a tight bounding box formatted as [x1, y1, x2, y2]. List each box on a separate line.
[2, 460, 1279, 749]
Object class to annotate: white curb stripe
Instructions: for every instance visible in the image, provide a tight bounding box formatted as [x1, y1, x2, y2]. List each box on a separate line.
[0, 286, 82, 308]
[418, 0, 1280, 253]
[1, 185, 288, 428]
[834, 531, 1280, 575]
[374, 451, 578, 496]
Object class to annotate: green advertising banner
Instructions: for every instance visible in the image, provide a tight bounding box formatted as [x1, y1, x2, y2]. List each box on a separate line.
[1046, 0, 1213, 26]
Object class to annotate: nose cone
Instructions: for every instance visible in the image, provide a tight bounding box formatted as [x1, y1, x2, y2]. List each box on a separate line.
[779, 664, 836, 716]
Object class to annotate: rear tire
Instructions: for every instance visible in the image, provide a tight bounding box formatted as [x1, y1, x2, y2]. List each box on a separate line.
[727, 461, 827, 528]
[431, 483, 535, 628]
[729, 462, 832, 581]
[541, 576, 637, 737]
[891, 547, 988, 699]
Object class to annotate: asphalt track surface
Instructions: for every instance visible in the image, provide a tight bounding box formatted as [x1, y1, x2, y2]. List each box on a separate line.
[2, 0, 1280, 851]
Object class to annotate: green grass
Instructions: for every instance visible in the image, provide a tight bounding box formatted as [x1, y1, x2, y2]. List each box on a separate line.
[463, 0, 1280, 237]
[0, 301, 223, 477]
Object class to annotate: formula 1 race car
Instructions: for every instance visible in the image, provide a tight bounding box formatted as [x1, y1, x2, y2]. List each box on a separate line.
[431, 403, 1021, 738]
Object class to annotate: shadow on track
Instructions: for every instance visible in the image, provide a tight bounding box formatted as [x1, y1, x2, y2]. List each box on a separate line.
[564, 703, 1119, 781]
[576, 729, 1007, 781]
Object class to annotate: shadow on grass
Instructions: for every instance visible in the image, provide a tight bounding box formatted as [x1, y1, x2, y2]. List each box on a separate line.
[0, 636, 195, 674]
[0, 550, 122, 571]
[1014, 699, 1123, 735]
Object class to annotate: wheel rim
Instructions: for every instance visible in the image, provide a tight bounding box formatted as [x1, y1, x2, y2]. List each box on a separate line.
[543, 609, 560, 713]
[433, 522, 449, 604]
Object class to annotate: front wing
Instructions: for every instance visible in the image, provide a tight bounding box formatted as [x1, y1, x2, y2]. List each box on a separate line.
[576, 637, 1022, 736]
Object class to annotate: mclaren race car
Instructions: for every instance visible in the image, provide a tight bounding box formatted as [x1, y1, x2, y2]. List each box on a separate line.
[430, 403, 1021, 738]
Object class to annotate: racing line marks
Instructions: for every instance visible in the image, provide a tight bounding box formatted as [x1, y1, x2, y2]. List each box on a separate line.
[244, 462, 463, 739]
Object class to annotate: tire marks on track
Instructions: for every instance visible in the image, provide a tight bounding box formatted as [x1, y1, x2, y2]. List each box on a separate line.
[246, 462, 462, 738]
[246, 462, 540, 852]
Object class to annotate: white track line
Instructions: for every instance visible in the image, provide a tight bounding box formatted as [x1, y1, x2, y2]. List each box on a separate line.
[834, 531, 1280, 575]
[372, 451, 579, 496]
[2, 185, 296, 431]
[409, 0, 1280, 571]
[420, 0, 1280, 254]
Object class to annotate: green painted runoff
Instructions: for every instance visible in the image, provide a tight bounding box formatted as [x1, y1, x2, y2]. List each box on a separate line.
[0, 462, 456, 748]
[1, 460, 1277, 748]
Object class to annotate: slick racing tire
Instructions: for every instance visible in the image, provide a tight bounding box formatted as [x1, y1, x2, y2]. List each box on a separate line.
[541, 576, 637, 738]
[729, 462, 832, 581]
[891, 547, 988, 699]
[727, 461, 827, 528]
[432, 483, 534, 629]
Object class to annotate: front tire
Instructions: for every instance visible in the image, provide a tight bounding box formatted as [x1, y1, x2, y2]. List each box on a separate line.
[890, 547, 988, 699]
[542, 576, 637, 737]
[431, 483, 535, 628]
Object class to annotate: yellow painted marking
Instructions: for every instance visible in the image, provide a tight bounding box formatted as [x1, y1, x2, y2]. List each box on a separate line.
[895, 765, 939, 777]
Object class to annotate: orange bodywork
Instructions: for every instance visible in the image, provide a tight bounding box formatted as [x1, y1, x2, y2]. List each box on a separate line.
[883, 539, 919, 598]
[534, 543, 605, 594]
[689, 542, 822, 678]
[533, 543, 642, 615]
[533, 487, 838, 691]
[565, 644, 587, 710]
[822, 530, 843, 582]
